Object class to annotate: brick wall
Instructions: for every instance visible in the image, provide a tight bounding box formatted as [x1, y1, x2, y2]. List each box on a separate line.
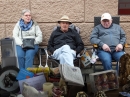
[0, 0, 130, 64]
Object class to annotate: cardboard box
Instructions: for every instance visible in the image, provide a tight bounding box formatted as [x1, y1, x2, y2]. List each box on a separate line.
[89, 70, 119, 93]
[18, 73, 46, 93]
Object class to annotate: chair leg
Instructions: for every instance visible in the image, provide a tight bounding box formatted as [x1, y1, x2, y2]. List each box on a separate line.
[79, 59, 80, 68]
[93, 64, 96, 73]
[117, 61, 119, 75]
[50, 61, 53, 67]
[39, 49, 42, 66]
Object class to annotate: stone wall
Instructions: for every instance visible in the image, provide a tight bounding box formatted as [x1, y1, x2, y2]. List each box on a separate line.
[0, 0, 130, 64]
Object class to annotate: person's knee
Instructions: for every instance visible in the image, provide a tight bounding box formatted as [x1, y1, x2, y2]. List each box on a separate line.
[26, 53, 35, 59]
[62, 45, 71, 51]
[119, 53, 124, 58]
[63, 45, 70, 49]
[17, 54, 24, 58]
[113, 51, 124, 61]
[101, 57, 111, 63]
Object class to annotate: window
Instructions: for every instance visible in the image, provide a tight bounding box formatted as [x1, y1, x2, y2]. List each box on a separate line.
[118, 0, 130, 15]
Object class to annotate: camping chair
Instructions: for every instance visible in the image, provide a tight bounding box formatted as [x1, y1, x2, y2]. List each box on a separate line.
[92, 16, 127, 72]
[38, 24, 87, 68]
[46, 24, 82, 68]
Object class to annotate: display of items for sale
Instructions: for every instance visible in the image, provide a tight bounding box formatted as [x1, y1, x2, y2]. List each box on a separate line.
[89, 70, 119, 93]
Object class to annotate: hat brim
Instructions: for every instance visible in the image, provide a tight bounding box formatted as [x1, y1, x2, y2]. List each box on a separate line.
[101, 18, 112, 21]
[58, 20, 72, 24]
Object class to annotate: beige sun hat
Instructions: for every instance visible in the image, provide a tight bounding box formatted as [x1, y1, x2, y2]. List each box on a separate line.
[58, 15, 72, 24]
[101, 13, 112, 21]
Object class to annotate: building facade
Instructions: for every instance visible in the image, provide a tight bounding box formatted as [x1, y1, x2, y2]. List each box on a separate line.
[0, 0, 130, 63]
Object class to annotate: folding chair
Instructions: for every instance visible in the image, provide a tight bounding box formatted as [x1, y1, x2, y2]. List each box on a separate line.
[37, 24, 85, 68]
[92, 16, 126, 72]
[46, 24, 81, 68]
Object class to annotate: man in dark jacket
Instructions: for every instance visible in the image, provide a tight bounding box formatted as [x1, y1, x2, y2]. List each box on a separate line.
[47, 15, 84, 67]
[90, 13, 126, 70]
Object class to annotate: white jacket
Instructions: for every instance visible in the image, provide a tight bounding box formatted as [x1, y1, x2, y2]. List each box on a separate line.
[13, 21, 43, 46]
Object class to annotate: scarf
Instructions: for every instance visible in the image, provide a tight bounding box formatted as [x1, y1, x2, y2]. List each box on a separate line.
[19, 19, 33, 31]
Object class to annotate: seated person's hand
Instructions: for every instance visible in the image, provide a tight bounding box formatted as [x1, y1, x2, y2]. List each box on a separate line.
[102, 44, 111, 52]
[115, 44, 123, 52]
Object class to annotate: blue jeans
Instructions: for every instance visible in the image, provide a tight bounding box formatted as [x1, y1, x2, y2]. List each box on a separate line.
[16, 45, 39, 69]
[97, 49, 124, 71]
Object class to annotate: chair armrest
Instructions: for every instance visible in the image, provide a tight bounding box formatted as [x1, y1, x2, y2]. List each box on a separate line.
[92, 44, 98, 52]
[93, 44, 98, 48]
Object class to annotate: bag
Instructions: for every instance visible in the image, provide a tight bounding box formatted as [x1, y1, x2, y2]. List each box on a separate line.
[119, 53, 130, 86]
[22, 38, 35, 49]
[16, 68, 34, 80]
[81, 50, 91, 67]
[59, 64, 84, 86]
[22, 82, 48, 97]
[91, 51, 98, 64]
